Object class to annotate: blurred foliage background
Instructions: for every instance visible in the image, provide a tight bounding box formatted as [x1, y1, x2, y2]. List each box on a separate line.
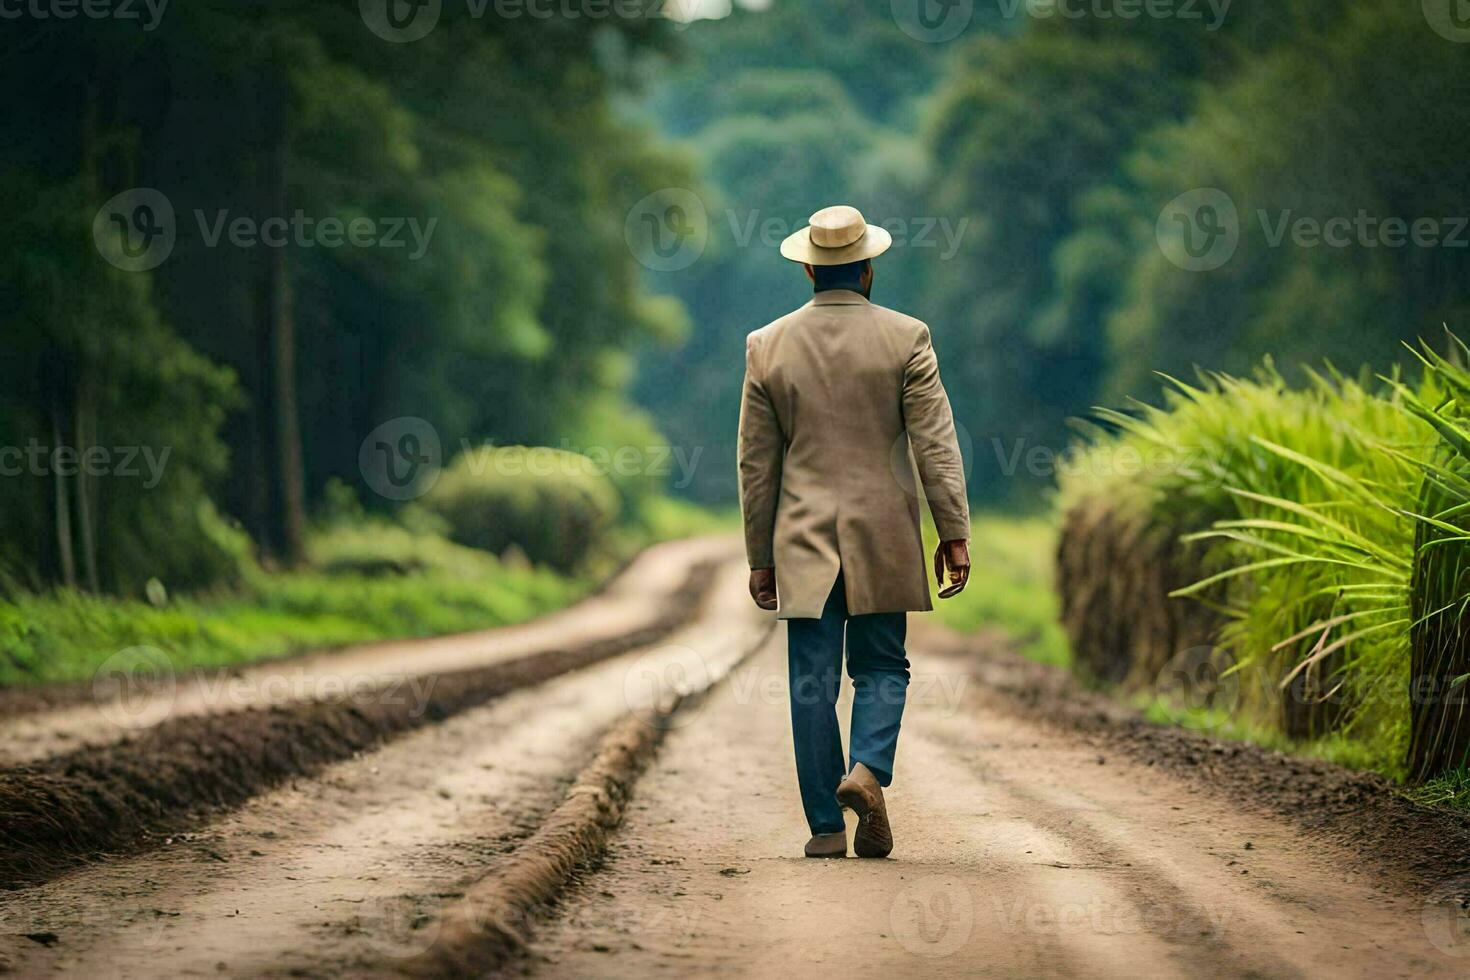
[2, 0, 1469, 693]
[636, 0, 1470, 504]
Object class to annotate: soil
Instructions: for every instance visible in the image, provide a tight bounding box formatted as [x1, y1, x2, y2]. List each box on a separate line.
[0, 558, 767, 977]
[917, 622, 1470, 895]
[523, 625, 1468, 978]
[4, 550, 1470, 978]
[0, 539, 732, 889]
[0, 536, 735, 767]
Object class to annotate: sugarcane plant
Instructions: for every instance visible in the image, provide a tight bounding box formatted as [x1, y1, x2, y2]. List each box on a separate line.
[1385, 337, 1470, 780]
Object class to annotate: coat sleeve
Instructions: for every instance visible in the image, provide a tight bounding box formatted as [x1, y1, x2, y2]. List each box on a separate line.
[737, 334, 783, 569]
[902, 324, 970, 542]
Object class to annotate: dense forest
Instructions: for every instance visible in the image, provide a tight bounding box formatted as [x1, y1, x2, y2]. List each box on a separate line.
[2, 1, 689, 595]
[636, 0, 1470, 503]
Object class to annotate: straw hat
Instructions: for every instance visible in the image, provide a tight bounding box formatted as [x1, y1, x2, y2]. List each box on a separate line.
[779, 205, 892, 266]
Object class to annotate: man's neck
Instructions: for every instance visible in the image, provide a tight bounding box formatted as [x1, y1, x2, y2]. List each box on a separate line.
[814, 283, 870, 299]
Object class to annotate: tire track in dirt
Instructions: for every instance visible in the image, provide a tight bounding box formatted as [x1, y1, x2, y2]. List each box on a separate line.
[0, 537, 735, 767]
[0, 539, 734, 889]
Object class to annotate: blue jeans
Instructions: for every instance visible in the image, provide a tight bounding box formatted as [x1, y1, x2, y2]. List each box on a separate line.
[786, 572, 909, 835]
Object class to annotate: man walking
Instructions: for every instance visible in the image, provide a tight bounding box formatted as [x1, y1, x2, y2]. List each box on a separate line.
[738, 204, 971, 859]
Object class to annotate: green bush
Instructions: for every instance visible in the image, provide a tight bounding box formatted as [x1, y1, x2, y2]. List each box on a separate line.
[413, 446, 621, 573]
[1061, 361, 1435, 776]
[0, 521, 585, 687]
[306, 519, 506, 579]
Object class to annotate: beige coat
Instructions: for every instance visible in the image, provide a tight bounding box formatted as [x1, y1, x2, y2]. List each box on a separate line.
[738, 290, 970, 619]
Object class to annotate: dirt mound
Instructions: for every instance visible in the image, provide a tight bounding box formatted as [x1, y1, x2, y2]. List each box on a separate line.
[0, 561, 715, 891]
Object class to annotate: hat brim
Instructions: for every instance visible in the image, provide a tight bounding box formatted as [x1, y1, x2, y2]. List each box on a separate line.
[779, 224, 892, 265]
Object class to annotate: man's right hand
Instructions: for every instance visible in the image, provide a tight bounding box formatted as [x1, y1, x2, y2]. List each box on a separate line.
[749, 567, 778, 610]
[934, 539, 971, 598]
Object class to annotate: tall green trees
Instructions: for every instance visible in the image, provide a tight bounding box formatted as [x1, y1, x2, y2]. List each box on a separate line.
[922, 0, 1470, 499]
[0, 1, 685, 594]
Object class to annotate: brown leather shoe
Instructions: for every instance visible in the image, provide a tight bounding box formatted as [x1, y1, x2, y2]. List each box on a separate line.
[804, 830, 847, 858]
[836, 763, 892, 858]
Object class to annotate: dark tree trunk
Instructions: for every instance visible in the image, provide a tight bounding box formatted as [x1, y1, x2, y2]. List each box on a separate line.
[259, 84, 306, 566]
[49, 403, 76, 591]
[75, 386, 100, 593]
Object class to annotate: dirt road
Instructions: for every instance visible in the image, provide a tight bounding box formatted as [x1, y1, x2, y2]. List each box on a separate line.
[3, 540, 1469, 978]
[526, 628, 1466, 978]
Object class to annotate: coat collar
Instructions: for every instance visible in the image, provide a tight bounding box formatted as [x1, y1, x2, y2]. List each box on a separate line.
[808, 289, 870, 307]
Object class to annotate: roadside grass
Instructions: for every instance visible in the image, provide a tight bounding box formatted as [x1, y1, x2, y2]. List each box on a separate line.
[1403, 769, 1470, 811]
[628, 496, 741, 546]
[926, 512, 1070, 667]
[1139, 695, 1407, 779]
[1061, 337, 1470, 787]
[1059, 364, 1429, 779]
[0, 498, 735, 689]
[0, 526, 585, 687]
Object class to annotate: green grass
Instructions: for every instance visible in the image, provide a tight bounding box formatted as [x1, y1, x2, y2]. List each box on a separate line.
[631, 495, 741, 544]
[0, 521, 590, 687]
[926, 512, 1070, 667]
[1059, 339, 1470, 784]
[1060, 364, 1432, 776]
[0, 494, 740, 688]
[1139, 694, 1406, 777]
[1403, 769, 1470, 811]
